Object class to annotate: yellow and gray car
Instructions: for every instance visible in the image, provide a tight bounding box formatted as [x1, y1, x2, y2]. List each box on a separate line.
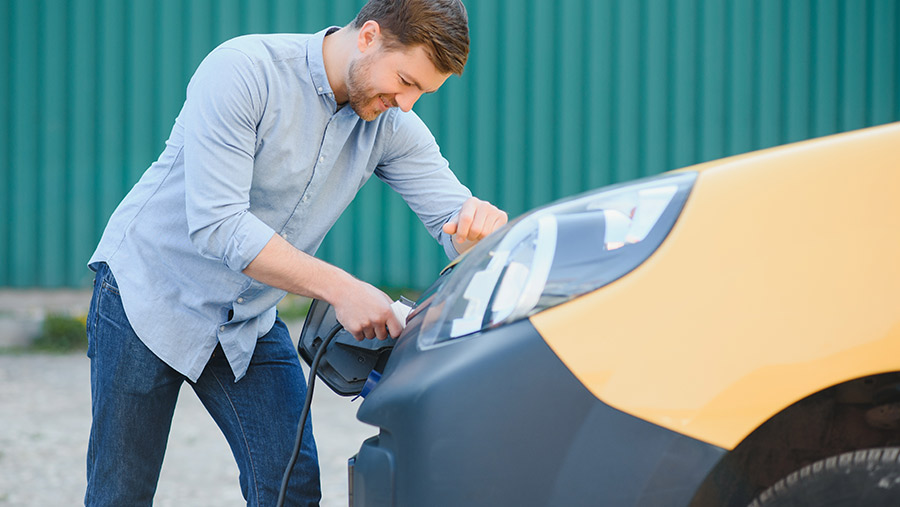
[306, 122, 900, 506]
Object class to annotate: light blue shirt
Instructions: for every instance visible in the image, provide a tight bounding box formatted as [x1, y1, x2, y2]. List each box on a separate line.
[89, 28, 471, 382]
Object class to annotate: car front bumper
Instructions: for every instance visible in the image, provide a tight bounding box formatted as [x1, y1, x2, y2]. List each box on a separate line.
[347, 318, 726, 506]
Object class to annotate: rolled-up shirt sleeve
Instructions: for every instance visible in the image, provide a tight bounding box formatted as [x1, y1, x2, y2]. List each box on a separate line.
[376, 110, 473, 259]
[182, 47, 275, 272]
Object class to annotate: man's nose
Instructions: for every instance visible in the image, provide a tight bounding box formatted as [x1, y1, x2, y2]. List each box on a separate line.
[396, 90, 423, 112]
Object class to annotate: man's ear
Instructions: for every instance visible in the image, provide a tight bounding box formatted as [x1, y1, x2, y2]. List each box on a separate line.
[356, 20, 381, 53]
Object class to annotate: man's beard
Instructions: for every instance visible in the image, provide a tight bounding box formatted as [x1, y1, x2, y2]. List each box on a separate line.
[347, 53, 390, 121]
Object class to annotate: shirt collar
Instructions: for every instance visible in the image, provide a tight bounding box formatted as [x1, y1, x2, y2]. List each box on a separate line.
[307, 26, 340, 97]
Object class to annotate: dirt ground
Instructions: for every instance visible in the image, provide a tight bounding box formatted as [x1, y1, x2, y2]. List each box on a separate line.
[0, 352, 376, 506]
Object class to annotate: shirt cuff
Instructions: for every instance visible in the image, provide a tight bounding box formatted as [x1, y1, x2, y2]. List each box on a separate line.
[224, 211, 276, 272]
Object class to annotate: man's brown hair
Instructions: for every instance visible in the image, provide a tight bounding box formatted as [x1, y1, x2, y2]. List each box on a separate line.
[353, 0, 469, 75]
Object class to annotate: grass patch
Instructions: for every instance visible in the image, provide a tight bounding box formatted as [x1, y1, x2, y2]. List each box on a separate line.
[276, 294, 312, 322]
[31, 313, 88, 353]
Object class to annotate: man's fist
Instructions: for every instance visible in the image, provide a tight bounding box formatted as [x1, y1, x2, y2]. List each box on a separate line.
[442, 197, 508, 253]
[332, 279, 403, 341]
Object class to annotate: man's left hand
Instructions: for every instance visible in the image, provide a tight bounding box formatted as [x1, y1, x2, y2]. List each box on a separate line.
[442, 197, 508, 254]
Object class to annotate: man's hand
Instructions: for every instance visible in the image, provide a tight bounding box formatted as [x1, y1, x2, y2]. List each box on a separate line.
[331, 278, 403, 341]
[442, 197, 508, 254]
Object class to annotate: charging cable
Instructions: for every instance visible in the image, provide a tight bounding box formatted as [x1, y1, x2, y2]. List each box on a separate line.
[277, 323, 343, 507]
[277, 299, 411, 505]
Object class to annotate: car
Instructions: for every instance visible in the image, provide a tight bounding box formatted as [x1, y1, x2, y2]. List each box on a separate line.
[300, 122, 900, 506]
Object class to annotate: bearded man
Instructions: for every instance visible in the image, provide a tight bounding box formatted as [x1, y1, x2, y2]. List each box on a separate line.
[84, 1, 506, 505]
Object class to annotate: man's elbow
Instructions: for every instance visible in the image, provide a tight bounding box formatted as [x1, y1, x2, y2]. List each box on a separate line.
[187, 222, 230, 263]
[187, 209, 273, 272]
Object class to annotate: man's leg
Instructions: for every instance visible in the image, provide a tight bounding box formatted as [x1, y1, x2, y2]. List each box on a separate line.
[85, 263, 184, 506]
[191, 318, 321, 507]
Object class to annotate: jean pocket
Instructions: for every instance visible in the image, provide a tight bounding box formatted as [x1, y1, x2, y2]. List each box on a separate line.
[96, 271, 130, 331]
[101, 281, 120, 296]
[100, 270, 120, 296]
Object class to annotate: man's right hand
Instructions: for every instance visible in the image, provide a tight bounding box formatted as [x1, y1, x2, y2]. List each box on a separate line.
[331, 277, 403, 341]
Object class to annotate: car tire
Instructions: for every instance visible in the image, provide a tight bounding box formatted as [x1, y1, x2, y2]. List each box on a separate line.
[748, 447, 900, 506]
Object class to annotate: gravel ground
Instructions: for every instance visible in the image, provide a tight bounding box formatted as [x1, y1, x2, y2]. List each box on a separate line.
[0, 352, 376, 506]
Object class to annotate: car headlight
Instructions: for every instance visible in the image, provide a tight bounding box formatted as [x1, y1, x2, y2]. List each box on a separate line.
[416, 171, 697, 348]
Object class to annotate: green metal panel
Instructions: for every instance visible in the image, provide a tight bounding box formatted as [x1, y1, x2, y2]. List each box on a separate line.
[556, 0, 585, 197]
[97, 0, 126, 243]
[2, 0, 899, 288]
[586, 0, 614, 190]
[68, 0, 98, 287]
[499, 0, 527, 214]
[40, 0, 68, 286]
[11, 0, 40, 286]
[644, 0, 671, 179]
[758, 0, 784, 149]
[0, 0, 10, 285]
[728, 0, 756, 154]
[872, 0, 898, 125]
[615, 0, 642, 181]
[785, 0, 813, 144]
[813, 0, 839, 136]
[526, 0, 556, 209]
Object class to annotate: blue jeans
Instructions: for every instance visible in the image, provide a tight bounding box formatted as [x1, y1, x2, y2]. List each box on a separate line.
[85, 263, 320, 506]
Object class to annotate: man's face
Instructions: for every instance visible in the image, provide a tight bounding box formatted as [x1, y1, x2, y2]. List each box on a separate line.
[346, 44, 451, 121]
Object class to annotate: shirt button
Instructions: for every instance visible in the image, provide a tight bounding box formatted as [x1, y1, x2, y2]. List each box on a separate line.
[219, 325, 225, 332]
[281, 232, 287, 239]
[319, 156, 324, 162]
[317, 86, 323, 92]
[237, 297, 244, 304]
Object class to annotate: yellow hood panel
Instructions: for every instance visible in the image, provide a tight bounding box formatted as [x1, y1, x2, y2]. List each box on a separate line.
[530, 123, 900, 450]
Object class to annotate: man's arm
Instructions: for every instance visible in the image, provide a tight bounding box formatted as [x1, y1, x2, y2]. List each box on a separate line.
[243, 196, 507, 340]
[243, 233, 402, 341]
[375, 111, 508, 258]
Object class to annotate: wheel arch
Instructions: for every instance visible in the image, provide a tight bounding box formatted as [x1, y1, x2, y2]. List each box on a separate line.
[690, 371, 900, 506]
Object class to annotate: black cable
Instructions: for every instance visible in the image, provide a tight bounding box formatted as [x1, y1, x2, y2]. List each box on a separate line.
[277, 323, 343, 507]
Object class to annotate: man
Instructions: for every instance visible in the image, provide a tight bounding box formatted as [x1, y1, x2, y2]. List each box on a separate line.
[84, 0, 506, 505]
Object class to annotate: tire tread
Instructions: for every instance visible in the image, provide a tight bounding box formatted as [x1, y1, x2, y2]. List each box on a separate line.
[749, 447, 900, 506]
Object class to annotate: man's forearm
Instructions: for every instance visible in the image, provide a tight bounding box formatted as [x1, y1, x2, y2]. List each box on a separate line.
[242, 233, 403, 340]
[242, 233, 352, 305]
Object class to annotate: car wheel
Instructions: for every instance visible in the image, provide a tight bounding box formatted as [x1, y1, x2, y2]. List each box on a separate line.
[748, 447, 900, 506]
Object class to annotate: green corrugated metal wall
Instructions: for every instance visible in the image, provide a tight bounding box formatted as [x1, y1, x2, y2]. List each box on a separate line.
[2, 0, 899, 289]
